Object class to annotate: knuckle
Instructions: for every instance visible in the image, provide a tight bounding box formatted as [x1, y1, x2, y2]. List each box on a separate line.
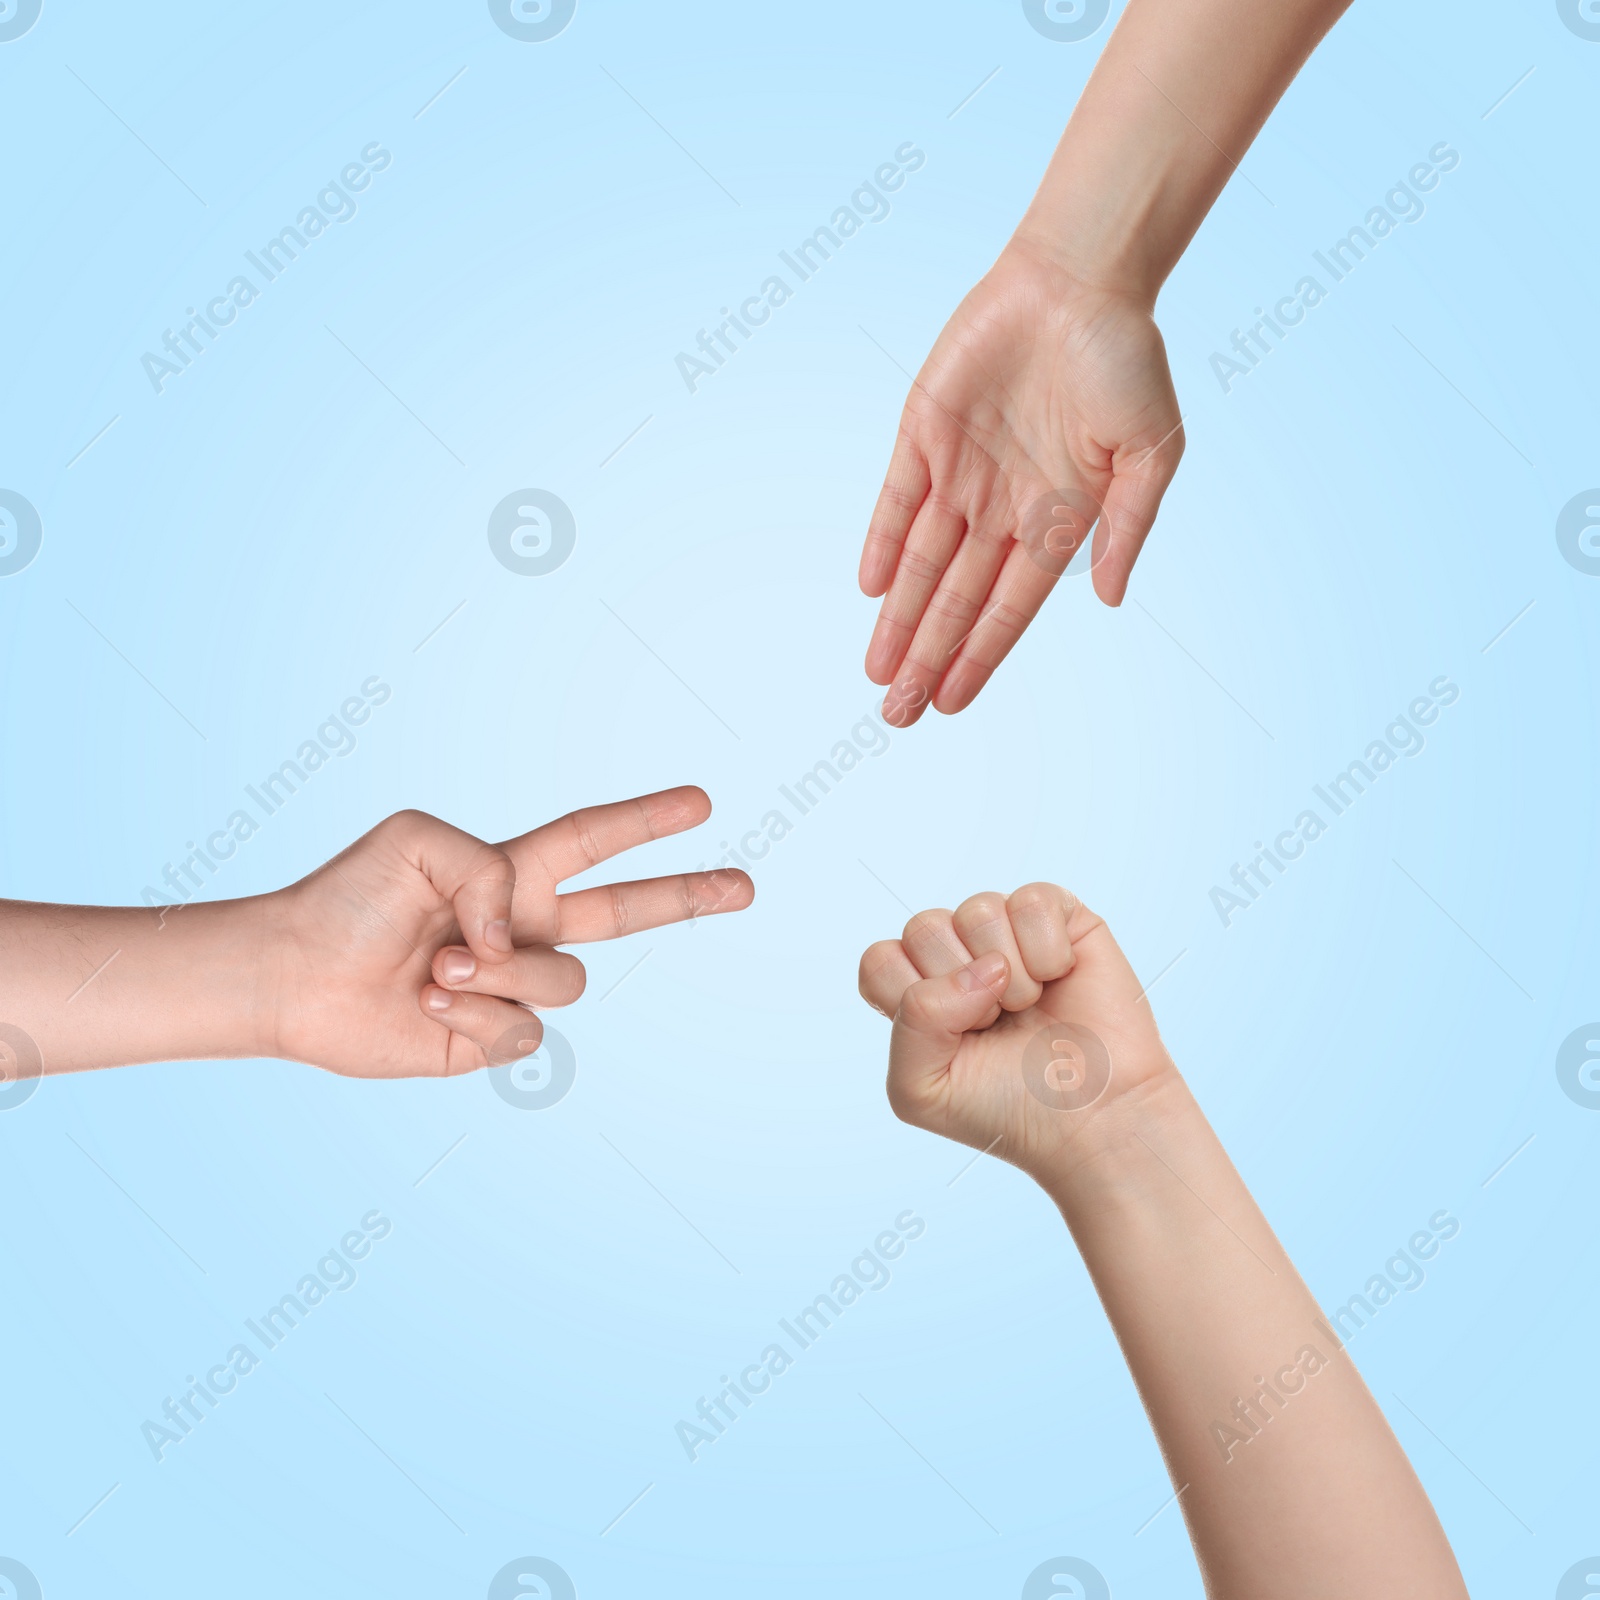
[925, 588, 979, 627]
[472, 841, 514, 884]
[382, 807, 433, 839]
[571, 809, 605, 868]
[896, 549, 944, 586]
[977, 598, 1029, 637]
[921, 487, 966, 528]
[858, 941, 898, 995]
[968, 514, 1013, 551]
[954, 892, 1007, 933]
[1009, 881, 1064, 916]
[874, 480, 923, 520]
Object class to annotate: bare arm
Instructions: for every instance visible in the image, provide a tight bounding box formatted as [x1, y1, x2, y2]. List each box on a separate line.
[0, 789, 752, 1084]
[861, 0, 1353, 727]
[859, 883, 1466, 1598]
[1021, 0, 1354, 299]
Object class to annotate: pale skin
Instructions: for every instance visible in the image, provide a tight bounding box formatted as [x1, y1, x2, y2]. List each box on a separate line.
[862, 0, 1353, 726]
[859, 886, 1468, 1599]
[0, 787, 753, 1081]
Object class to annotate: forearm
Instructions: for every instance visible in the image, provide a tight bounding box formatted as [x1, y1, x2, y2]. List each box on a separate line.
[1015, 0, 1352, 303]
[0, 897, 277, 1074]
[1044, 1074, 1465, 1599]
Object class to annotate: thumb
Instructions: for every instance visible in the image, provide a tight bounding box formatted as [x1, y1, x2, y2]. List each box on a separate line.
[391, 811, 517, 967]
[888, 952, 1009, 1115]
[1092, 429, 1183, 607]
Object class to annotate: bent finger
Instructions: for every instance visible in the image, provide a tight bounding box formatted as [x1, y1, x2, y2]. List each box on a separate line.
[419, 987, 544, 1073]
[858, 938, 921, 1019]
[389, 811, 516, 968]
[953, 891, 1041, 1011]
[900, 909, 973, 978]
[888, 954, 1009, 1113]
[432, 943, 587, 1009]
[1006, 883, 1078, 984]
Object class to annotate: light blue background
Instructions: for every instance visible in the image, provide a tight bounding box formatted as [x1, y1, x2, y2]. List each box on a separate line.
[1, 2, 1597, 1595]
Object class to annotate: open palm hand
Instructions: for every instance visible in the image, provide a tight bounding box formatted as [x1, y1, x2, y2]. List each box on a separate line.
[861, 244, 1184, 726]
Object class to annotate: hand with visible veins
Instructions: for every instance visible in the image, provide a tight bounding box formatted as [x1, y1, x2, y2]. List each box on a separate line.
[860, 0, 1353, 726]
[0, 786, 752, 1081]
[858, 884, 1468, 1600]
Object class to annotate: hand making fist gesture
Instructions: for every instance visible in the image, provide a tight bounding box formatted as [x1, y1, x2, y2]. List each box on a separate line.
[858, 880, 1176, 1180]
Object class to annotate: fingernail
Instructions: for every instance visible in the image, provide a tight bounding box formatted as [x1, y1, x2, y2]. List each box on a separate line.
[440, 949, 476, 985]
[959, 953, 1007, 991]
[425, 989, 452, 1012]
[484, 919, 513, 952]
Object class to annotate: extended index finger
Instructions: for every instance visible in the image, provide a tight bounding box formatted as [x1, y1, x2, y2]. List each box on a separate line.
[502, 786, 713, 885]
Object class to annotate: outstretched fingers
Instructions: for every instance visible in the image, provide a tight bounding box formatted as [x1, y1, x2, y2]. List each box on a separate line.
[860, 432, 931, 597]
[504, 786, 715, 887]
[865, 489, 969, 688]
[933, 544, 1058, 716]
[554, 867, 753, 944]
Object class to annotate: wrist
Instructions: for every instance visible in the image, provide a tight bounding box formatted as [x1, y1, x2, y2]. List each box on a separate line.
[1005, 218, 1169, 316]
[145, 894, 283, 1062]
[1028, 1066, 1203, 1215]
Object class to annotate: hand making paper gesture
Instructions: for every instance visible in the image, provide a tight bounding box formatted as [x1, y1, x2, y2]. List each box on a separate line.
[861, 0, 1351, 725]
